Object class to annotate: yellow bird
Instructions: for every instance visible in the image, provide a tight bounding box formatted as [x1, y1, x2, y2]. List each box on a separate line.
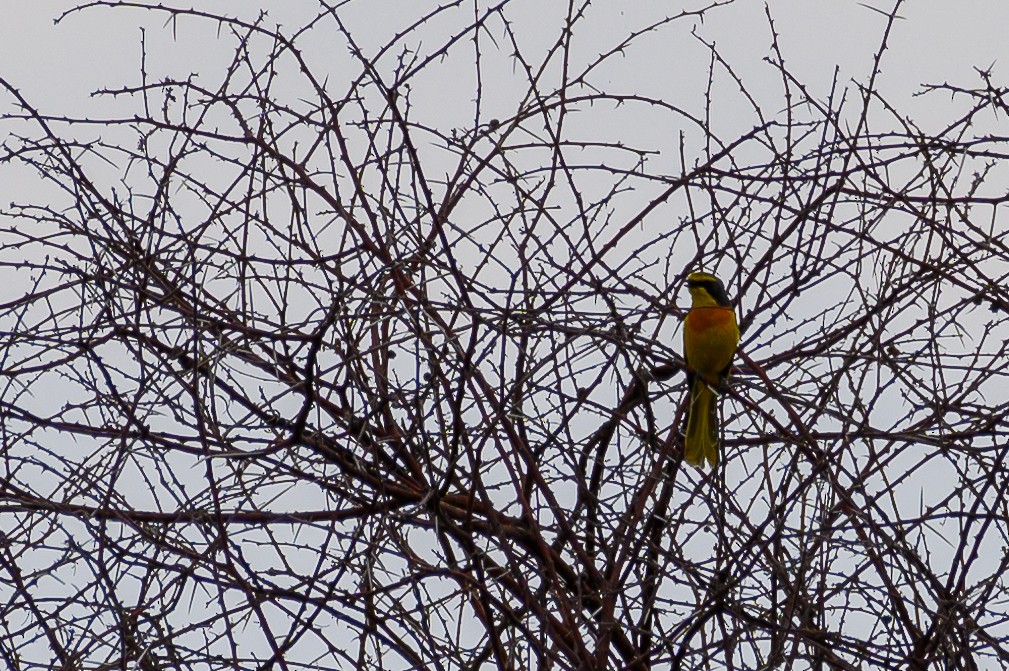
[682, 272, 739, 467]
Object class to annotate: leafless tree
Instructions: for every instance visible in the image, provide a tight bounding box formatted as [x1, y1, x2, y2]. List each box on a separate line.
[1, 1, 1008, 669]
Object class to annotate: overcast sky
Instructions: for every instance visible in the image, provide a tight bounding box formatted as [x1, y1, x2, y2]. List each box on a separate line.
[1, 3, 1008, 668]
[5, 2, 1009, 128]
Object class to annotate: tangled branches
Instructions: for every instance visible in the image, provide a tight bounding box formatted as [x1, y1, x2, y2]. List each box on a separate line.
[0, 1, 1007, 669]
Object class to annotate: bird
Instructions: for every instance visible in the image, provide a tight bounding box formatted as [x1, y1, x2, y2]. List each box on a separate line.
[682, 271, 739, 467]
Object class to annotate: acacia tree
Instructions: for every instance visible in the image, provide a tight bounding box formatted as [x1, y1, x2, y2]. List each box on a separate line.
[1, 1, 1008, 669]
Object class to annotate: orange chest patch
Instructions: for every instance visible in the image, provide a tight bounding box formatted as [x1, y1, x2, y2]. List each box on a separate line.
[685, 306, 737, 333]
[684, 306, 738, 377]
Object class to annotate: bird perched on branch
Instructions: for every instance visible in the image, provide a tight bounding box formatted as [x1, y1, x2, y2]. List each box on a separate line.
[682, 272, 739, 467]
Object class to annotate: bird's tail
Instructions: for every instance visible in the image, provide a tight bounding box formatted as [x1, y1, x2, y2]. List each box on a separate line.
[684, 378, 719, 467]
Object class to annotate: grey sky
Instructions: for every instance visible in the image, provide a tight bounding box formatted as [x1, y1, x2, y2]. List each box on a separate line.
[1, 2, 1007, 668]
[5, 3, 1007, 125]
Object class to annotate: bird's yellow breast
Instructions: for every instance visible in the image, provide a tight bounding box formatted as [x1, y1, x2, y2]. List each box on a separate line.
[683, 306, 738, 381]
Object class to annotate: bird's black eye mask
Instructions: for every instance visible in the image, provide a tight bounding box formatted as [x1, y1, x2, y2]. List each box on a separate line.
[687, 277, 732, 307]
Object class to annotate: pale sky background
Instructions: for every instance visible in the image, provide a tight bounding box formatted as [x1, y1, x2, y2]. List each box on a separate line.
[3, 2, 1009, 132]
[1, 2, 1008, 668]
[4, 1, 1009, 222]
[0, 0, 1003, 546]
